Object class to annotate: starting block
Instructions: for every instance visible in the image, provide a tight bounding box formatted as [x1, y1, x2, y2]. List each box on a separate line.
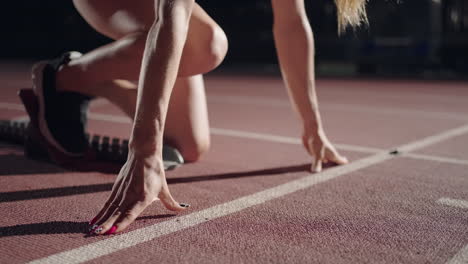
[0, 89, 184, 171]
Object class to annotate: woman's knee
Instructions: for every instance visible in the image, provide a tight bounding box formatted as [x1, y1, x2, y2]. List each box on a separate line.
[179, 19, 228, 76]
[203, 24, 228, 72]
[168, 134, 211, 162]
[173, 134, 211, 162]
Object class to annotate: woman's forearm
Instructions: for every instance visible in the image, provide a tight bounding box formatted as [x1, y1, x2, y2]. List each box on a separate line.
[130, 0, 194, 156]
[272, 2, 323, 134]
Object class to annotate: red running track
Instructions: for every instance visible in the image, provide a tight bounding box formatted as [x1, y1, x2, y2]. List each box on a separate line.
[0, 63, 467, 264]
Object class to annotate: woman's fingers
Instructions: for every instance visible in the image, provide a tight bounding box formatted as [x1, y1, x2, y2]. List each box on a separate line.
[90, 179, 188, 235]
[112, 201, 151, 233]
[92, 205, 122, 235]
[311, 156, 323, 173]
[90, 163, 134, 227]
[310, 143, 325, 173]
[325, 146, 349, 165]
[308, 136, 325, 173]
[89, 183, 123, 227]
[159, 180, 189, 212]
[308, 139, 349, 173]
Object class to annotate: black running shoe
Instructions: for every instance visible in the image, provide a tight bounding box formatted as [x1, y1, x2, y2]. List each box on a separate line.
[32, 51, 92, 156]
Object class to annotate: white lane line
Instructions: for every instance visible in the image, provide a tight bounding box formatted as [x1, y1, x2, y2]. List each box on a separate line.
[28, 153, 392, 264]
[0, 99, 109, 111]
[88, 112, 131, 124]
[207, 95, 468, 121]
[404, 153, 468, 166]
[89, 99, 109, 108]
[211, 127, 300, 145]
[86, 111, 468, 164]
[0, 102, 24, 111]
[208, 95, 288, 107]
[0, 105, 132, 124]
[5, 95, 468, 122]
[4, 110, 468, 165]
[27, 124, 468, 264]
[322, 103, 468, 122]
[11, 115, 29, 122]
[438, 198, 468, 264]
[446, 244, 468, 264]
[399, 124, 468, 153]
[76, 112, 384, 155]
[437, 198, 468, 209]
[210, 127, 382, 154]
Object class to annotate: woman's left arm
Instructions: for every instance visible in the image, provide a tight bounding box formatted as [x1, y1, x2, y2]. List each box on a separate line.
[271, 0, 348, 172]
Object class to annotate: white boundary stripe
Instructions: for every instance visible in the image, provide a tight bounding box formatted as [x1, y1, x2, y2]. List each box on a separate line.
[0, 99, 109, 110]
[0, 106, 382, 155]
[330, 143, 383, 154]
[322, 103, 468, 122]
[207, 95, 468, 121]
[4, 111, 468, 165]
[446, 244, 468, 264]
[88, 112, 131, 124]
[89, 99, 109, 108]
[4, 95, 468, 122]
[12, 115, 29, 122]
[0, 102, 25, 111]
[399, 124, 468, 153]
[27, 124, 468, 264]
[437, 198, 468, 264]
[404, 153, 468, 166]
[210, 127, 382, 154]
[211, 127, 300, 145]
[28, 153, 391, 264]
[437, 198, 468, 209]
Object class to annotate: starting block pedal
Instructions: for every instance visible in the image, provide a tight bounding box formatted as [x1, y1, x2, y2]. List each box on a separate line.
[0, 89, 184, 171]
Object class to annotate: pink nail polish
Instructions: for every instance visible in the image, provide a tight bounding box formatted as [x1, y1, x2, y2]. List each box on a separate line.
[104, 226, 117, 235]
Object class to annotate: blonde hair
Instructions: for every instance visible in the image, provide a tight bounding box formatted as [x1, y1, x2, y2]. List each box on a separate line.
[335, 0, 369, 33]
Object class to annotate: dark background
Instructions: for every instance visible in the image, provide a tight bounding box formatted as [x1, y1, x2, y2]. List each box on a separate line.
[1, 0, 468, 78]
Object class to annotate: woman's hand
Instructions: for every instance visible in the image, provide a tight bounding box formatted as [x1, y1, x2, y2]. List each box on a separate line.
[302, 129, 349, 173]
[89, 152, 188, 235]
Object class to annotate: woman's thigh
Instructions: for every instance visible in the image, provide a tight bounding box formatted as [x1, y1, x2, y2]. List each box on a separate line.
[73, 0, 154, 39]
[73, 0, 227, 76]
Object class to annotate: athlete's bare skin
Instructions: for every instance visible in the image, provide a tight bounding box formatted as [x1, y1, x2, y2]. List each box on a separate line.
[50, 0, 365, 234]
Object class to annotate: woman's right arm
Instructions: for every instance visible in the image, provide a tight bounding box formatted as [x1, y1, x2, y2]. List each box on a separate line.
[90, 0, 195, 235]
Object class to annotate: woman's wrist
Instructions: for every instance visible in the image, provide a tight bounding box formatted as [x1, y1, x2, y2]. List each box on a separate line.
[128, 118, 164, 157]
[128, 136, 161, 158]
[303, 120, 324, 138]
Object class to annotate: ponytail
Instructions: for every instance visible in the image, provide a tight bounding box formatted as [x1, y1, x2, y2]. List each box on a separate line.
[334, 0, 368, 33]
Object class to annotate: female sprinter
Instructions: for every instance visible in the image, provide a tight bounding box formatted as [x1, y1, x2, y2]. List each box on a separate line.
[32, 0, 367, 235]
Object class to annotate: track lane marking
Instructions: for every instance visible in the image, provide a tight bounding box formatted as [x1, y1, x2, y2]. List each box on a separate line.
[207, 95, 468, 121]
[89, 98, 109, 108]
[4, 88, 468, 122]
[54, 112, 387, 155]
[210, 127, 383, 154]
[28, 153, 391, 264]
[5, 113, 468, 166]
[446, 244, 468, 264]
[88, 112, 131, 124]
[398, 125, 468, 153]
[404, 153, 468, 166]
[0, 102, 25, 111]
[437, 198, 468, 264]
[12, 115, 29, 122]
[437, 198, 468, 210]
[27, 124, 468, 264]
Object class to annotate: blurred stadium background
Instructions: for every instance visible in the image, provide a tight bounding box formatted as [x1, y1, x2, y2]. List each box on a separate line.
[1, 0, 467, 78]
